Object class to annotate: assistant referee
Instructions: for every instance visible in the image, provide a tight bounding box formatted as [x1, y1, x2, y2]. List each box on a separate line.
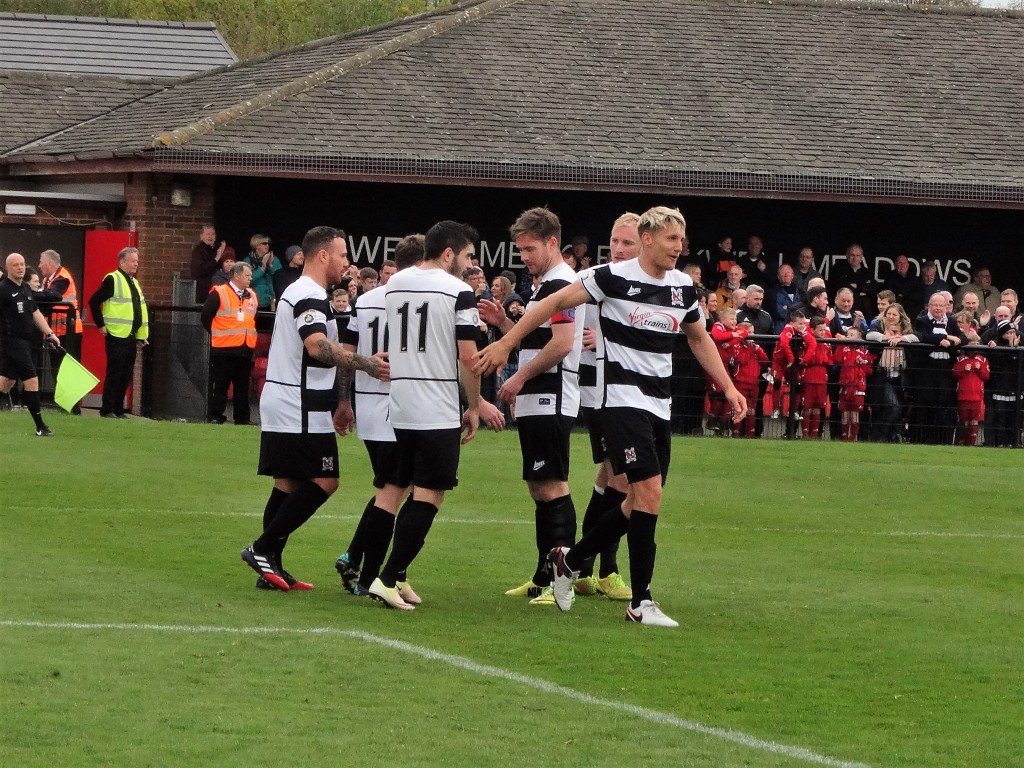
[0, 253, 61, 436]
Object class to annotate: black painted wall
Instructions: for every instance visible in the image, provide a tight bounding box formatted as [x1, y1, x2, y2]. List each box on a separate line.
[215, 177, 1022, 291]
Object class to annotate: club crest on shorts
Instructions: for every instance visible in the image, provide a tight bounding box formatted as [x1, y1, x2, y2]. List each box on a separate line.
[624, 446, 637, 464]
[322, 456, 334, 471]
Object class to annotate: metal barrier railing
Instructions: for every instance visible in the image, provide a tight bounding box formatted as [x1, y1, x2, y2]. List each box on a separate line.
[671, 333, 1023, 446]
[25, 304, 1013, 448]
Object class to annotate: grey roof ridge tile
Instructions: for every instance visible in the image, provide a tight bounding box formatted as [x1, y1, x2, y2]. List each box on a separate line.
[149, 0, 518, 149]
[0, 69, 175, 87]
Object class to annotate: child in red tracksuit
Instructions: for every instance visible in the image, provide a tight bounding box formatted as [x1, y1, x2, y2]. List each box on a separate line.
[798, 316, 832, 439]
[731, 320, 767, 437]
[771, 308, 814, 419]
[834, 326, 876, 441]
[952, 346, 990, 446]
[708, 307, 746, 434]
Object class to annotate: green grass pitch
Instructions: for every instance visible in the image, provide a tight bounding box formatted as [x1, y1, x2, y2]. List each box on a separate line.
[1, 411, 1021, 767]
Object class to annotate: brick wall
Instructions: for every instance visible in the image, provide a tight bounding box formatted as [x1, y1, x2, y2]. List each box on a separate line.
[122, 173, 215, 304]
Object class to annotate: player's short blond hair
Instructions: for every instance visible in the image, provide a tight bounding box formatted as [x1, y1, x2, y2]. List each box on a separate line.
[637, 206, 686, 237]
[612, 212, 640, 229]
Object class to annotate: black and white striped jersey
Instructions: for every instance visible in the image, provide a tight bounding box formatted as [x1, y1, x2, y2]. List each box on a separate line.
[516, 261, 584, 418]
[580, 260, 700, 420]
[343, 286, 394, 442]
[385, 265, 479, 430]
[577, 265, 603, 409]
[261, 275, 339, 435]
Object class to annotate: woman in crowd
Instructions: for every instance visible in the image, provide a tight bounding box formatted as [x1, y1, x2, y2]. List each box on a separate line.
[866, 302, 917, 442]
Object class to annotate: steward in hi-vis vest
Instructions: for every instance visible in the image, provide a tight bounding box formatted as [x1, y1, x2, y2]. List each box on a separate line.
[37, 250, 85, 414]
[87, 246, 148, 418]
[201, 261, 257, 425]
[38, 251, 84, 337]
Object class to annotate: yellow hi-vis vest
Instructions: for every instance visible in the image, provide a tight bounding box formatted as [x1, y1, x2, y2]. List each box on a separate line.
[210, 284, 257, 349]
[47, 266, 83, 335]
[101, 270, 149, 340]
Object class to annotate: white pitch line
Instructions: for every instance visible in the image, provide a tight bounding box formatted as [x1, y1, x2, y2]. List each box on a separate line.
[0, 619, 870, 768]
[5, 505, 1021, 540]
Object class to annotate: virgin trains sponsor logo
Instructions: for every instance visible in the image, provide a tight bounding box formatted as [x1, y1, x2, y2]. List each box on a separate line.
[628, 307, 680, 332]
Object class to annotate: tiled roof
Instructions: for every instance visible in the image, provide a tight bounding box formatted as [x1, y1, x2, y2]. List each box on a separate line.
[0, 13, 237, 78]
[6, 0, 1024, 201]
[2, 1, 471, 161]
[0, 70, 162, 154]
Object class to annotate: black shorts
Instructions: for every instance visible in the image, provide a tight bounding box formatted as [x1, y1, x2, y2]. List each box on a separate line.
[0, 337, 37, 382]
[517, 414, 574, 482]
[580, 406, 607, 465]
[392, 427, 461, 491]
[364, 439, 404, 490]
[602, 407, 671, 485]
[258, 431, 340, 479]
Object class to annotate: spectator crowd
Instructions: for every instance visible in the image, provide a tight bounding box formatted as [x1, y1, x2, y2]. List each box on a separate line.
[669, 238, 1022, 446]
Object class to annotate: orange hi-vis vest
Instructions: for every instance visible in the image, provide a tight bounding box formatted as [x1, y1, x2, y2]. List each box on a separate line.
[210, 283, 257, 349]
[46, 266, 83, 335]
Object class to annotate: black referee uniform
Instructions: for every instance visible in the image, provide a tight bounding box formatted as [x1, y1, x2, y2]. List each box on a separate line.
[0, 275, 53, 435]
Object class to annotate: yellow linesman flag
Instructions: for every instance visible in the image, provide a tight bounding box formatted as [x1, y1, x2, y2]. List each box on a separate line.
[54, 353, 99, 413]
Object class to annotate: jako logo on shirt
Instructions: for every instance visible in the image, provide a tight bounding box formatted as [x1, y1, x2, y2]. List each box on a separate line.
[629, 308, 679, 333]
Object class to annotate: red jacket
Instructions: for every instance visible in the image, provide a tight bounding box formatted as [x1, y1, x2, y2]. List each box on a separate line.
[952, 352, 990, 402]
[798, 341, 832, 385]
[710, 322, 748, 366]
[773, 323, 817, 375]
[732, 340, 767, 387]
[835, 345, 875, 391]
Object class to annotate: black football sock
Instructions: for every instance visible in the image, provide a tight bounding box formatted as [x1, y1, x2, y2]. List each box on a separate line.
[531, 500, 553, 587]
[356, 505, 397, 589]
[578, 487, 605, 578]
[23, 390, 45, 430]
[261, 487, 290, 565]
[262, 488, 289, 531]
[547, 494, 577, 548]
[627, 510, 658, 608]
[565, 504, 629, 573]
[253, 481, 330, 554]
[597, 487, 627, 578]
[394, 495, 413, 581]
[379, 500, 437, 588]
[344, 496, 376, 566]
